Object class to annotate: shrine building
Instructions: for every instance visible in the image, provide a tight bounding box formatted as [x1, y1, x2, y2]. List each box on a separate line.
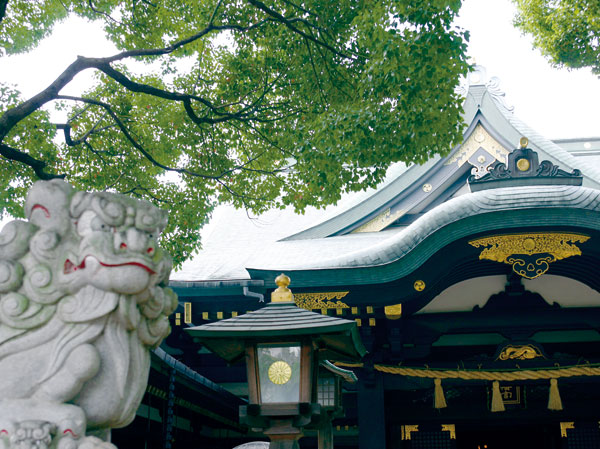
[113, 66, 600, 449]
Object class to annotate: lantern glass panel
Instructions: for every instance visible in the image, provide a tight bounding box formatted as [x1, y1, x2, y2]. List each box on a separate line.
[257, 344, 301, 403]
[317, 377, 336, 407]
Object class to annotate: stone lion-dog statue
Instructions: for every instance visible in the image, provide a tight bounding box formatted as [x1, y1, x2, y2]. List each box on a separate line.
[0, 180, 177, 449]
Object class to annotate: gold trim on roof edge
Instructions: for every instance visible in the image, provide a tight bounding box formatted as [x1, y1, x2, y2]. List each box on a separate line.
[353, 208, 406, 233]
[469, 232, 590, 279]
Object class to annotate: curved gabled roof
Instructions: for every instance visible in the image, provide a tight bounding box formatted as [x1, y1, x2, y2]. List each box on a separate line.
[283, 66, 600, 241]
[247, 184, 600, 286]
[172, 66, 600, 285]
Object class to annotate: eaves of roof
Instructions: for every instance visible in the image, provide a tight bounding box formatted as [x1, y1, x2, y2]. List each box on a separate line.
[247, 185, 600, 288]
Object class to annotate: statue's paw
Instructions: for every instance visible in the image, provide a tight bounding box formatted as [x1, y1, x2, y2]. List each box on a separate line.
[7, 421, 55, 449]
[0, 401, 88, 449]
[74, 437, 116, 449]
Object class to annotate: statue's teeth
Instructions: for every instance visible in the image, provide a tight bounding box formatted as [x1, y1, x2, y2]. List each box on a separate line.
[63, 258, 86, 274]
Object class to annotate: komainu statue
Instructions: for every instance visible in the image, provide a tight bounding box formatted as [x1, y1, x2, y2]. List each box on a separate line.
[0, 180, 177, 449]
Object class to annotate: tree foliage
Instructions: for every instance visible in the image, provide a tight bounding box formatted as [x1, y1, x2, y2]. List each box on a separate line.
[513, 0, 600, 74]
[0, 0, 470, 266]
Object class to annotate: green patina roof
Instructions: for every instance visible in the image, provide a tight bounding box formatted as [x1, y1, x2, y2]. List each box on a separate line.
[186, 301, 366, 363]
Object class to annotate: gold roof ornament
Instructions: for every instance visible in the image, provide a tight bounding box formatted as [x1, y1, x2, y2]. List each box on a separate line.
[271, 273, 294, 303]
[469, 232, 590, 279]
[519, 136, 529, 148]
[469, 135, 582, 191]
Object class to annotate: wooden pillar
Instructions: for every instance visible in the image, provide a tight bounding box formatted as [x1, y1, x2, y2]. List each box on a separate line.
[357, 371, 386, 449]
[268, 439, 300, 449]
[265, 419, 302, 449]
[318, 418, 334, 449]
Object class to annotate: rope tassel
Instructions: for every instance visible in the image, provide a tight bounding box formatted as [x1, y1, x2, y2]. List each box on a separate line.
[491, 381, 505, 412]
[434, 378, 447, 409]
[548, 378, 563, 411]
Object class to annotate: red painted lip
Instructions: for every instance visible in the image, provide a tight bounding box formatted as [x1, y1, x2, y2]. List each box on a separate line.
[98, 261, 156, 275]
[64, 257, 155, 275]
[32, 204, 50, 218]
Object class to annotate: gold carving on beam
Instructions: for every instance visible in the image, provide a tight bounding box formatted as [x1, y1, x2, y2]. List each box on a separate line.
[445, 124, 510, 167]
[184, 302, 192, 324]
[353, 208, 406, 233]
[469, 232, 590, 279]
[560, 422, 574, 438]
[441, 424, 456, 440]
[498, 344, 543, 361]
[401, 425, 419, 440]
[294, 292, 350, 310]
[384, 304, 402, 319]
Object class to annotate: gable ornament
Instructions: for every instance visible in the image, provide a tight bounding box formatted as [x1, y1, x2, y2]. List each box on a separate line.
[469, 232, 590, 279]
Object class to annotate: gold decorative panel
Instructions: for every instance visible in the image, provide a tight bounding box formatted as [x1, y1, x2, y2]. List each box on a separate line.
[441, 424, 456, 440]
[469, 232, 590, 279]
[445, 124, 509, 167]
[560, 422, 574, 438]
[384, 304, 402, 319]
[294, 292, 350, 310]
[401, 425, 419, 440]
[184, 302, 192, 324]
[497, 344, 543, 361]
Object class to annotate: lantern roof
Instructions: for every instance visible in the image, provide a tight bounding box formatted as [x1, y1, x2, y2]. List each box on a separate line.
[187, 275, 366, 363]
[186, 301, 366, 363]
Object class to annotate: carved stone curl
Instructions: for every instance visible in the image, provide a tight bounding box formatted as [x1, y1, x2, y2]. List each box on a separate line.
[0, 180, 177, 449]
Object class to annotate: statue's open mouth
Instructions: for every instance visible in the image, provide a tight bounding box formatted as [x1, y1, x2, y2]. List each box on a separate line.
[98, 261, 156, 274]
[64, 257, 156, 275]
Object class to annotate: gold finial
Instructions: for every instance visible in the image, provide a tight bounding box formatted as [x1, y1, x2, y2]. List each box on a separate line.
[519, 137, 529, 148]
[271, 273, 294, 303]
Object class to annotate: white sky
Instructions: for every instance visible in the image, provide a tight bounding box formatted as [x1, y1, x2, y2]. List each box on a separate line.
[456, 0, 599, 139]
[0, 0, 598, 139]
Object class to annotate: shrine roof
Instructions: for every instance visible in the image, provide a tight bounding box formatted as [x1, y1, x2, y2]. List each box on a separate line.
[171, 66, 600, 286]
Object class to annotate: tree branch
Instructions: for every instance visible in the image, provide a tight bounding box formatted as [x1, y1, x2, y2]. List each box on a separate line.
[56, 95, 274, 182]
[0, 0, 8, 25]
[88, 0, 121, 23]
[0, 3, 345, 144]
[56, 95, 219, 179]
[245, 0, 353, 59]
[0, 143, 64, 180]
